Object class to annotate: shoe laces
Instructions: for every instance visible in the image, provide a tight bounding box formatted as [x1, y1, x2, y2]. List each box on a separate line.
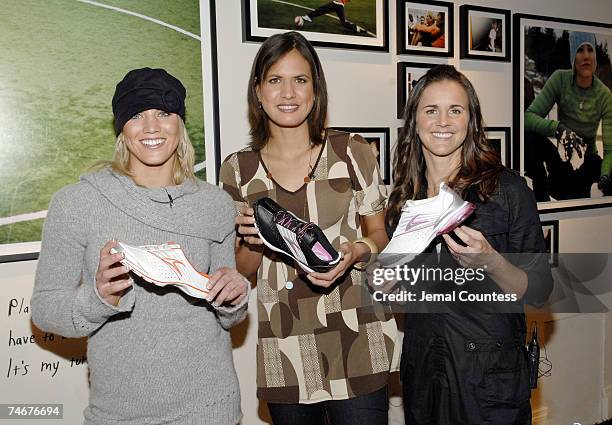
[273, 211, 316, 241]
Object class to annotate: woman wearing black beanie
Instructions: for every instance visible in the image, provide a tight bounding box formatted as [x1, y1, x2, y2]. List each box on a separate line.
[32, 67, 249, 425]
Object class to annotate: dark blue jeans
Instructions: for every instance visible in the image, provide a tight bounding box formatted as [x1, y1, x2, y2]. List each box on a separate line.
[267, 386, 388, 425]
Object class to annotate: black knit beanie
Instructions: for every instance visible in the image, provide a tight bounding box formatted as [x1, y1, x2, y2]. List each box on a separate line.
[112, 68, 186, 135]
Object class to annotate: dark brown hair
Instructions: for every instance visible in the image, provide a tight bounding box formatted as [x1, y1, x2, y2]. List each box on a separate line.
[247, 31, 328, 149]
[386, 65, 503, 231]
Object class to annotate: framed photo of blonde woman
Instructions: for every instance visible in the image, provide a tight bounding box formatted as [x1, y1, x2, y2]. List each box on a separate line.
[513, 13, 612, 212]
[460, 5, 510, 61]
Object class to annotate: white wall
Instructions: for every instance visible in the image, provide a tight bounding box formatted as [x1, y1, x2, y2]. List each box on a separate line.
[209, 0, 612, 424]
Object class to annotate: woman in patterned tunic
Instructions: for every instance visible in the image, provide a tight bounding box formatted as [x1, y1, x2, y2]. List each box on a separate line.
[219, 32, 397, 425]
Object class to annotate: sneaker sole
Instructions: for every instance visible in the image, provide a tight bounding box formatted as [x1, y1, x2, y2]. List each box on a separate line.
[436, 201, 476, 236]
[422, 201, 475, 250]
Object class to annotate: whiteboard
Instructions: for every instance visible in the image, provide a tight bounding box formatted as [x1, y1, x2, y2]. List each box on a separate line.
[1, 260, 88, 424]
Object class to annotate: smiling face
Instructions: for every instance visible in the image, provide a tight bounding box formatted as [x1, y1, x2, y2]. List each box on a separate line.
[574, 43, 597, 80]
[256, 49, 315, 134]
[416, 80, 469, 165]
[121, 109, 181, 180]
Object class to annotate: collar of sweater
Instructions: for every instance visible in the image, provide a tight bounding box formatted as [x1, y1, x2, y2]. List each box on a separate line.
[80, 168, 228, 242]
[114, 172, 198, 205]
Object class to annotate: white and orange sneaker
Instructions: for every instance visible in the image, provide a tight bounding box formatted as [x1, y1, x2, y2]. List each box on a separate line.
[382, 183, 475, 256]
[111, 242, 210, 299]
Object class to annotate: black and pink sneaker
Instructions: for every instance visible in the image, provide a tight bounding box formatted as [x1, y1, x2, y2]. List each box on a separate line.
[253, 197, 341, 273]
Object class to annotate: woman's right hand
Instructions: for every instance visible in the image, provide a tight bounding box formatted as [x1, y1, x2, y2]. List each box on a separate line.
[96, 240, 133, 306]
[236, 205, 263, 245]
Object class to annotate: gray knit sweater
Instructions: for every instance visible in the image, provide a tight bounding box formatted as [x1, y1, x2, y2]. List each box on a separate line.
[32, 168, 248, 425]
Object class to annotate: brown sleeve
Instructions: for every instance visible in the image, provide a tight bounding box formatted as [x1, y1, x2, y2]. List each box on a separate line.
[219, 152, 247, 210]
[346, 134, 388, 216]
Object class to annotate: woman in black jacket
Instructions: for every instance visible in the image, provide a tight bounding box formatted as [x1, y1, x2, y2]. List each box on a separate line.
[386, 65, 553, 424]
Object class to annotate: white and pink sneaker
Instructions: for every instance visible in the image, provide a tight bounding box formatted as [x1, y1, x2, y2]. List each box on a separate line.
[111, 242, 211, 299]
[382, 183, 475, 255]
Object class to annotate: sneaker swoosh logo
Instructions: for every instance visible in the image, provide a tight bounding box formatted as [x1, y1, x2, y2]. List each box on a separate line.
[393, 215, 432, 237]
[405, 215, 428, 232]
[158, 257, 185, 278]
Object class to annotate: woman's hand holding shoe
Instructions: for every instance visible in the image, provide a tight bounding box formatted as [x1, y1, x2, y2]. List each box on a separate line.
[442, 226, 502, 270]
[235, 205, 263, 246]
[206, 267, 249, 307]
[305, 240, 370, 288]
[442, 226, 527, 298]
[96, 240, 133, 306]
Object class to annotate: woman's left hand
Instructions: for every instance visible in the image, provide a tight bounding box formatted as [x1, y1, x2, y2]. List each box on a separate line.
[305, 242, 358, 288]
[206, 267, 249, 307]
[442, 225, 502, 270]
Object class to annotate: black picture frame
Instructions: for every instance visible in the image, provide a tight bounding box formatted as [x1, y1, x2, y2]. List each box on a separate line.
[459, 5, 510, 61]
[242, 0, 389, 52]
[0, 249, 39, 264]
[330, 127, 391, 184]
[397, 0, 454, 57]
[484, 126, 512, 168]
[210, 0, 223, 183]
[397, 62, 434, 118]
[540, 220, 559, 268]
[513, 13, 612, 213]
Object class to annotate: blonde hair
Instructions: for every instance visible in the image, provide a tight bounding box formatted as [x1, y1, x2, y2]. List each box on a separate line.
[97, 117, 195, 185]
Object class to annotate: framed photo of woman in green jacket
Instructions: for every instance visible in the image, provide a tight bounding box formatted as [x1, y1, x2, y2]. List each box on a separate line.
[513, 13, 612, 212]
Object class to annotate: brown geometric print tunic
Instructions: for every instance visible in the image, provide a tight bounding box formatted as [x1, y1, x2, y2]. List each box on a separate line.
[219, 130, 398, 404]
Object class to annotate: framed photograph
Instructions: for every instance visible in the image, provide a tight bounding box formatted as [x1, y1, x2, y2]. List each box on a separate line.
[397, 62, 434, 118]
[242, 0, 389, 51]
[330, 127, 391, 184]
[460, 5, 510, 61]
[541, 220, 559, 267]
[397, 0, 454, 57]
[484, 127, 511, 168]
[0, 1, 211, 262]
[513, 14, 612, 212]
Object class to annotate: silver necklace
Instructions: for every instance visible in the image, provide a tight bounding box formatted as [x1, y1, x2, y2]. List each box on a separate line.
[576, 79, 591, 110]
[264, 143, 315, 183]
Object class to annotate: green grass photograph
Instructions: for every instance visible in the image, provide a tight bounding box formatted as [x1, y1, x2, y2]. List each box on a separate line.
[256, 0, 377, 37]
[0, 0, 204, 247]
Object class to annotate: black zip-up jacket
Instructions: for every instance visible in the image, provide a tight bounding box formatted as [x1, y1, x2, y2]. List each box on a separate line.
[394, 170, 553, 425]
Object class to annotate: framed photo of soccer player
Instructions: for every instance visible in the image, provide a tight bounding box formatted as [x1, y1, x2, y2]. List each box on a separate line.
[397, 0, 454, 57]
[397, 62, 434, 118]
[0, 0, 212, 263]
[540, 220, 559, 267]
[513, 13, 612, 213]
[242, 0, 389, 51]
[484, 127, 511, 168]
[330, 127, 391, 184]
[459, 5, 510, 61]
